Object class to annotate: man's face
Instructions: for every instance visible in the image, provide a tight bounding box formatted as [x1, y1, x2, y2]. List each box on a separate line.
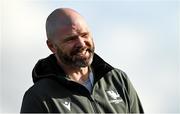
[53, 23, 95, 68]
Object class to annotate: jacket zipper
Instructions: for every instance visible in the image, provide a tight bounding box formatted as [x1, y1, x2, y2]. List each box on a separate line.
[89, 76, 100, 113]
[67, 79, 100, 113]
[89, 95, 100, 113]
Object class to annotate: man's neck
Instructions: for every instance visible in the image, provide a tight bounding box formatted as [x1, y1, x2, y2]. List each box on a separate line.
[56, 58, 89, 84]
[66, 66, 89, 84]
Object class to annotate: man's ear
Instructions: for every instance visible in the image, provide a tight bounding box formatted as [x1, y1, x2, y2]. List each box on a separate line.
[46, 40, 57, 53]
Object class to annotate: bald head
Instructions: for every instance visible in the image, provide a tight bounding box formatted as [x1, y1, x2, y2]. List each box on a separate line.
[46, 8, 95, 68]
[46, 8, 89, 41]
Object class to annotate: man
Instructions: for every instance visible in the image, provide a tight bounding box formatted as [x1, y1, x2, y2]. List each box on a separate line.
[21, 8, 144, 113]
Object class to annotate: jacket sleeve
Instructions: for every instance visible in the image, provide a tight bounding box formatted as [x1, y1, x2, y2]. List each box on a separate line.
[20, 89, 48, 113]
[120, 70, 144, 113]
[127, 80, 144, 113]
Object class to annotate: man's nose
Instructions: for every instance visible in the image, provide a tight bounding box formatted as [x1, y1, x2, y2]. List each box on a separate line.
[76, 37, 86, 47]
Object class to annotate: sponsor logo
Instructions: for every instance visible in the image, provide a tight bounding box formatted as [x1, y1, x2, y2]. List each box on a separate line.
[106, 89, 123, 104]
[62, 99, 71, 111]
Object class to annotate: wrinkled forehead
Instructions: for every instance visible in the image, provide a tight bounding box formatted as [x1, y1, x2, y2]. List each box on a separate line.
[53, 15, 90, 39]
[46, 8, 91, 41]
[58, 20, 89, 34]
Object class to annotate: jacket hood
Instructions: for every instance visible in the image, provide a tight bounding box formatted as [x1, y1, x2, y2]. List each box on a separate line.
[32, 53, 114, 83]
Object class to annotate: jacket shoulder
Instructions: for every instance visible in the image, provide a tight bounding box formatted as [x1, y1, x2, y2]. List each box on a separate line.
[110, 68, 144, 113]
[26, 78, 61, 96]
[21, 78, 63, 112]
[20, 79, 53, 112]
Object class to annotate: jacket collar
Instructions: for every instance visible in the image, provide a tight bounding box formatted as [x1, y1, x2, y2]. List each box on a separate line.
[32, 53, 114, 83]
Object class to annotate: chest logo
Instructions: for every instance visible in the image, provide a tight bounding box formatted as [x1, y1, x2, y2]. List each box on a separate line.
[106, 90, 123, 104]
[62, 100, 71, 111]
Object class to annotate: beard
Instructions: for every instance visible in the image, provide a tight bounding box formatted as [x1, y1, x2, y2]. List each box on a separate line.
[56, 43, 95, 68]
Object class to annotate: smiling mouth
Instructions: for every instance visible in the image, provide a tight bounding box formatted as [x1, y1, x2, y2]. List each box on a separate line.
[76, 50, 88, 56]
[71, 47, 93, 57]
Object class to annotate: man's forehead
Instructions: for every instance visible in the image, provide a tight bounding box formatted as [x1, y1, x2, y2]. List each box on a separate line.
[57, 24, 88, 35]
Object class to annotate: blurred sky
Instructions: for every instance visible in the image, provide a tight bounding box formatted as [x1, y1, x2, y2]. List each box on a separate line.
[1, 0, 180, 113]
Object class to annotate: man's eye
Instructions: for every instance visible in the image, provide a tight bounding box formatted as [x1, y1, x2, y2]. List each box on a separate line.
[81, 33, 88, 38]
[65, 36, 77, 42]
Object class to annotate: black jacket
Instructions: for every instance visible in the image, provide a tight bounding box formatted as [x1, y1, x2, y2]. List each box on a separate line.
[20, 54, 144, 113]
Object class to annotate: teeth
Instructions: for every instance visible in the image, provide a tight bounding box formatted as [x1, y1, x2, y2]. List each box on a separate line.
[80, 50, 86, 54]
[83, 50, 86, 54]
[76, 49, 88, 56]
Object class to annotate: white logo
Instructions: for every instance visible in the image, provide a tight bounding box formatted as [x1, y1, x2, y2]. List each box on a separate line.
[106, 90, 120, 99]
[62, 100, 71, 111]
[106, 90, 123, 104]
